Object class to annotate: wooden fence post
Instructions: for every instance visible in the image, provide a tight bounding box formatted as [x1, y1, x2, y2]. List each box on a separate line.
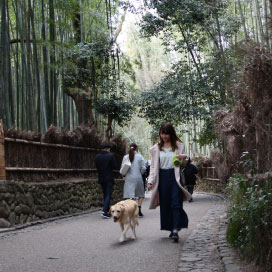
[0, 120, 6, 181]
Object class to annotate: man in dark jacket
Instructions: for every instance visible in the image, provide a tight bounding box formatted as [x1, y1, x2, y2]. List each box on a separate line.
[183, 158, 198, 202]
[142, 160, 150, 191]
[95, 143, 117, 219]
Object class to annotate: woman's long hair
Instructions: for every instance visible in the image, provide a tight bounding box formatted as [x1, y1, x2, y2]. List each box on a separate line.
[158, 123, 181, 151]
[129, 143, 137, 162]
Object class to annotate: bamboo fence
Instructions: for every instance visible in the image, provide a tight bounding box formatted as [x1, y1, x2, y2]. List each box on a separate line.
[0, 120, 122, 181]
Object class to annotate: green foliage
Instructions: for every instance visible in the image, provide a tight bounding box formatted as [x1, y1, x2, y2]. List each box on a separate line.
[94, 94, 134, 127]
[136, 0, 241, 130]
[141, 0, 210, 36]
[138, 60, 223, 127]
[197, 119, 218, 147]
[119, 54, 137, 86]
[140, 0, 240, 46]
[62, 41, 111, 92]
[226, 175, 272, 268]
[239, 151, 256, 175]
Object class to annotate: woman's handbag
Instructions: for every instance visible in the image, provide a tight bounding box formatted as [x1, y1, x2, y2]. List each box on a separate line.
[120, 157, 131, 176]
[180, 167, 186, 186]
[180, 157, 190, 186]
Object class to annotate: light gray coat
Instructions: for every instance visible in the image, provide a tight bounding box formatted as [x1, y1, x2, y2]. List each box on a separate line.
[148, 142, 192, 209]
[122, 152, 146, 198]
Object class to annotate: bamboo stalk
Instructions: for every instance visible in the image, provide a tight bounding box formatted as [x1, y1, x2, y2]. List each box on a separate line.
[246, 171, 272, 179]
[237, 0, 249, 40]
[5, 167, 120, 174]
[5, 167, 97, 172]
[4, 137, 101, 151]
[0, 120, 6, 181]
[254, 0, 265, 45]
[202, 178, 220, 181]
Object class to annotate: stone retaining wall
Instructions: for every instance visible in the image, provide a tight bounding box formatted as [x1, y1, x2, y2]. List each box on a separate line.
[0, 178, 124, 228]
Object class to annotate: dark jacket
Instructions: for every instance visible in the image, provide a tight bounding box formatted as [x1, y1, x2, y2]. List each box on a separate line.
[142, 162, 150, 182]
[183, 163, 198, 186]
[95, 151, 117, 184]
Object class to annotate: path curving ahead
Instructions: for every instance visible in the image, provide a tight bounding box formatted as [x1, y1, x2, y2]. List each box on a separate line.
[0, 192, 227, 272]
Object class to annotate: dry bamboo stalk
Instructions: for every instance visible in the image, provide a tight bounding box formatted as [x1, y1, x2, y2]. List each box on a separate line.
[0, 120, 6, 181]
[5, 167, 97, 172]
[203, 178, 220, 181]
[246, 171, 272, 180]
[5, 167, 120, 173]
[4, 137, 101, 151]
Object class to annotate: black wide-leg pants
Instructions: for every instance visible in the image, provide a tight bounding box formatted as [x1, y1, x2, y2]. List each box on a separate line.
[158, 169, 188, 231]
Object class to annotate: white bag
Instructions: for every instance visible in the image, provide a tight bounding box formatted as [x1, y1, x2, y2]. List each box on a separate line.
[120, 157, 131, 176]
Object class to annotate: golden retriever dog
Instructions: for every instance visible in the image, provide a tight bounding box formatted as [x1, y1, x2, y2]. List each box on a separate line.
[110, 199, 139, 243]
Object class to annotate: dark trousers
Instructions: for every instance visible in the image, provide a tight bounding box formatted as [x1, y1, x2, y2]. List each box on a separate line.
[100, 182, 113, 214]
[159, 169, 188, 231]
[187, 185, 194, 195]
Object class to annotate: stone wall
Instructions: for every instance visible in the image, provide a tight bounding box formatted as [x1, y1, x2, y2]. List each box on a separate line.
[0, 178, 124, 228]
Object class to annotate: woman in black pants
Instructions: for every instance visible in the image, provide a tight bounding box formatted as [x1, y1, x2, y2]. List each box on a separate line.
[147, 123, 191, 242]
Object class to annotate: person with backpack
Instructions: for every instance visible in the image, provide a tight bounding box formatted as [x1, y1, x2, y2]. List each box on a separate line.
[182, 157, 198, 202]
[142, 160, 150, 192]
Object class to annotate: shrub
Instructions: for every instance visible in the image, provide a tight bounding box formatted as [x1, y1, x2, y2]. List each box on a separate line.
[226, 174, 272, 269]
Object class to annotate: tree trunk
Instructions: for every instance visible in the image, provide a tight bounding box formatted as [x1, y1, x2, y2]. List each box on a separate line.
[269, 0, 272, 49]
[72, 1, 81, 43]
[66, 86, 94, 126]
[0, 0, 12, 127]
[262, 0, 270, 48]
[29, 0, 41, 131]
[254, 0, 265, 45]
[250, 1, 257, 43]
[26, 0, 35, 130]
[178, 25, 202, 79]
[80, 0, 84, 42]
[73, 97, 94, 126]
[106, 116, 113, 140]
[41, 0, 49, 129]
[49, 0, 57, 125]
[237, 0, 249, 40]
[16, 0, 28, 130]
[6, 3, 15, 127]
[210, 1, 228, 104]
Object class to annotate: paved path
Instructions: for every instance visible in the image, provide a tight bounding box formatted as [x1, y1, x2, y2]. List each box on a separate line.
[177, 194, 242, 272]
[0, 192, 242, 272]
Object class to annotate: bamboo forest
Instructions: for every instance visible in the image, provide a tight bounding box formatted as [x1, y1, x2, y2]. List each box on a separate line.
[1, 0, 272, 271]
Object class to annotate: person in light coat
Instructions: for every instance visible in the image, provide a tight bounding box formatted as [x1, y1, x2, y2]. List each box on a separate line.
[147, 123, 191, 242]
[121, 143, 146, 217]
